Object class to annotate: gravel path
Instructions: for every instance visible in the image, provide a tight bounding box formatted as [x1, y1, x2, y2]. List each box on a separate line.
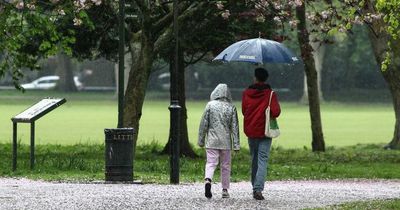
[0, 178, 399, 210]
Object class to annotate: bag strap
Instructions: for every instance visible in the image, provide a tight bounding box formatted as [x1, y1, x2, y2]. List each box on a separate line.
[268, 91, 274, 108]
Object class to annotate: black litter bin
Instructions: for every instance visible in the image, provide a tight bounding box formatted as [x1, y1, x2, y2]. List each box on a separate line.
[104, 128, 135, 181]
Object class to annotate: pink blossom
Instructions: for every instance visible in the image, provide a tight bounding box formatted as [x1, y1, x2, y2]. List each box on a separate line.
[306, 13, 316, 22]
[273, 2, 282, 10]
[321, 11, 329, 19]
[73, 17, 83, 26]
[260, 0, 269, 7]
[58, 9, 66, 16]
[27, 3, 36, 10]
[273, 16, 281, 23]
[364, 14, 373, 23]
[256, 15, 265, 23]
[370, 13, 382, 20]
[338, 26, 346, 33]
[216, 1, 224, 10]
[15, 1, 24, 10]
[353, 15, 363, 24]
[294, 0, 302, 6]
[221, 10, 230, 19]
[255, 4, 263, 10]
[289, 20, 298, 27]
[91, 0, 102, 6]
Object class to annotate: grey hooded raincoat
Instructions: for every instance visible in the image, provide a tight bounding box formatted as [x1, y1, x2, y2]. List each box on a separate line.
[198, 84, 240, 150]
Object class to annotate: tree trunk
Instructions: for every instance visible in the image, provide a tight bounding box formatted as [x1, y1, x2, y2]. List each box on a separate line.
[296, 2, 325, 152]
[162, 51, 198, 157]
[385, 71, 400, 149]
[365, 1, 400, 149]
[123, 37, 154, 155]
[301, 41, 325, 103]
[56, 53, 77, 92]
[114, 50, 132, 96]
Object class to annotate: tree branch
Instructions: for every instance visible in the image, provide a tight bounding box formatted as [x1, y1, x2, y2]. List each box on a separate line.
[153, 2, 207, 53]
[185, 51, 208, 65]
[152, 1, 197, 34]
[134, 0, 149, 17]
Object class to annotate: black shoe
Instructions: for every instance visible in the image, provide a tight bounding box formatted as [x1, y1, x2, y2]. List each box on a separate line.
[253, 191, 264, 200]
[222, 189, 230, 198]
[205, 182, 212, 199]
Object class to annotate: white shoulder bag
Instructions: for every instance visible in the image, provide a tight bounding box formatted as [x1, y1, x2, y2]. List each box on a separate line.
[265, 91, 280, 138]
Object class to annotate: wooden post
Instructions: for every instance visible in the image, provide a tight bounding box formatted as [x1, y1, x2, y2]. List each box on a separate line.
[12, 122, 17, 171]
[30, 122, 35, 170]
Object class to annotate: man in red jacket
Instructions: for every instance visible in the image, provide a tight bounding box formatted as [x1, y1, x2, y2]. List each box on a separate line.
[242, 67, 281, 200]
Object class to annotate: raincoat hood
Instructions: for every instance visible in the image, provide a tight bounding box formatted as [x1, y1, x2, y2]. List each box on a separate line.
[210, 84, 232, 102]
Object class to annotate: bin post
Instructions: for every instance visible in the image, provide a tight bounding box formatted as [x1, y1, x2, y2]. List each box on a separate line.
[169, 100, 181, 184]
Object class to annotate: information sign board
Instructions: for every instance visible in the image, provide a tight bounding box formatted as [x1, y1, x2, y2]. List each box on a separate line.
[12, 98, 66, 123]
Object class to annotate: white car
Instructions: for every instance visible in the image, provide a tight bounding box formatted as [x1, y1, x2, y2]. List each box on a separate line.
[21, 75, 83, 90]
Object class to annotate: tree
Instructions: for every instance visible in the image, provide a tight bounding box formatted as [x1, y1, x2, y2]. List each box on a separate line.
[124, 1, 281, 158]
[365, 0, 400, 149]
[305, 0, 400, 149]
[0, 0, 102, 89]
[159, 1, 278, 156]
[303, 0, 400, 149]
[295, 1, 325, 151]
[56, 53, 77, 92]
[121, 1, 207, 157]
[301, 41, 325, 103]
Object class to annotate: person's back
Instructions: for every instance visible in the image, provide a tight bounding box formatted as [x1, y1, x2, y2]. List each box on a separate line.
[241, 67, 281, 200]
[198, 83, 240, 199]
[242, 83, 280, 138]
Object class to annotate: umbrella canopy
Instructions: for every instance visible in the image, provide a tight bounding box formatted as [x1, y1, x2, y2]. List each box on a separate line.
[213, 38, 299, 64]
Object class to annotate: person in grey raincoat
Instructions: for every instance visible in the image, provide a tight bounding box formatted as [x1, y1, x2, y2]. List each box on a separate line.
[198, 83, 240, 199]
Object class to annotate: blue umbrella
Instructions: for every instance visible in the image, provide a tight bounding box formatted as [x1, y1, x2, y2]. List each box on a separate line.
[213, 38, 299, 64]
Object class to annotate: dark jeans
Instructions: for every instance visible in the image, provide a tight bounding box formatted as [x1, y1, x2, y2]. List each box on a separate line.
[248, 138, 272, 192]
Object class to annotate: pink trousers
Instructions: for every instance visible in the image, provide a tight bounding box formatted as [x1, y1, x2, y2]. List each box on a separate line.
[205, 149, 231, 189]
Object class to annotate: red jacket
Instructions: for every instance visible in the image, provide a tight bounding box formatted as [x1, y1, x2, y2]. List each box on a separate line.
[242, 83, 281, 138]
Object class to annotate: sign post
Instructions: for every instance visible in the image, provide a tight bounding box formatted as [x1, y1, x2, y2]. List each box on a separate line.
[11, 98, 66, 171]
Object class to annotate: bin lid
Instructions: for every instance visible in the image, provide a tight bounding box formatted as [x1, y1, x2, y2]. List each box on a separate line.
[104, 128, 135, 135]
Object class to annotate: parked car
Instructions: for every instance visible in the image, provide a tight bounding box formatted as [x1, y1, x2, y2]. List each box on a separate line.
[21, 75, 83, 90]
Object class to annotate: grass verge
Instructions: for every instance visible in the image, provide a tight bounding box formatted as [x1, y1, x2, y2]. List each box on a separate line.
[0, 143, 399, 183]
[311, 199, 400, 210]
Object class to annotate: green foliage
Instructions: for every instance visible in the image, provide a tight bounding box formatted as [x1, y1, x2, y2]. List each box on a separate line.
[321, 25, 387, 92]
[156, 1, 278, 65]
[0, 1, 112, 88]
[377, 0, 400, 40]
[376, 0, 400, 71]
[1, 143, 399, 183]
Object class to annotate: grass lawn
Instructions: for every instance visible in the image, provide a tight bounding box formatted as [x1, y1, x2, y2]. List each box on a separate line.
[0, 90, 394, 149]
[1, 143, 399, 183]
[312, 199, 400, 210]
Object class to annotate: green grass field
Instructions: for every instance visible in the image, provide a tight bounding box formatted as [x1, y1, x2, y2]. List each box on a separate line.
[0, 90, 394, 148]
[312, 199, 400, 210]
[1, 143, 400, 182]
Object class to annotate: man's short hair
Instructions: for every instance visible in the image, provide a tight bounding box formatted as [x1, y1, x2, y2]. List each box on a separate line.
[254, 68, 269, 82]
